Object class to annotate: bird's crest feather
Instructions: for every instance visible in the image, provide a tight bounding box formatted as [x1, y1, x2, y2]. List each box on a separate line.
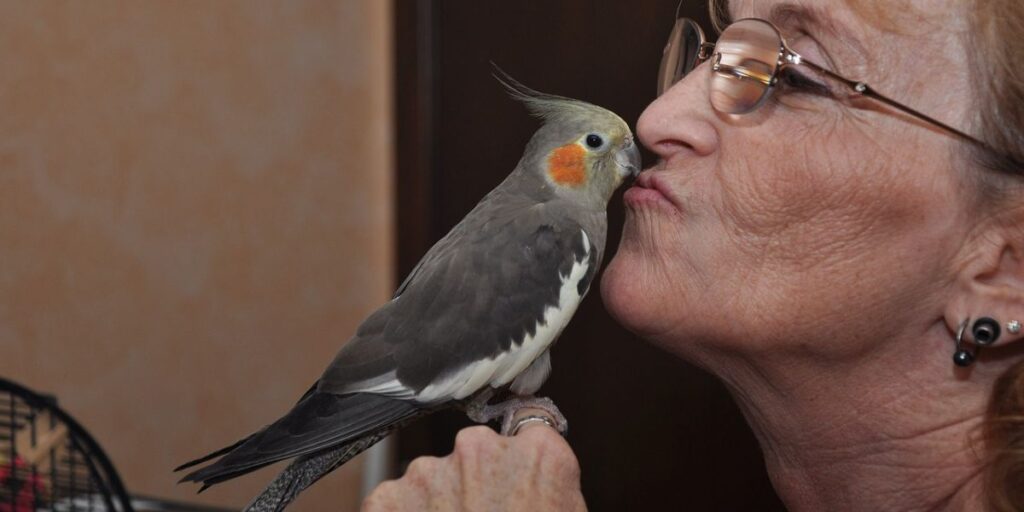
[491, 65, 607, 125]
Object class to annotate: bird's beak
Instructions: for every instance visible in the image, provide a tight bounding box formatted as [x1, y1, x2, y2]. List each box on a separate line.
[616, 137, 641, 179]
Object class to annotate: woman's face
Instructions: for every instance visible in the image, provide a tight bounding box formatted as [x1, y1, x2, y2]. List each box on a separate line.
[602, 0, 975, 365]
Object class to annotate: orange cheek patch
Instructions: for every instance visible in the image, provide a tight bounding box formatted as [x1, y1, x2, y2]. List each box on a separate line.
[547, 144, 587, 186]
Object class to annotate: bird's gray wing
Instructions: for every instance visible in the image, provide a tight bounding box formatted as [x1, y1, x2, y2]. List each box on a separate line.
[319, 199, 600, 401]
[179, 391, 420, 488]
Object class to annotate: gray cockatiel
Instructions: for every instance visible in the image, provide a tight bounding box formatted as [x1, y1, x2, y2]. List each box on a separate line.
[176, 79, 640, 511]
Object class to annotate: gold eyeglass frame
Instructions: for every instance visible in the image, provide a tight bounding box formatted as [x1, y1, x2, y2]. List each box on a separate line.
[657, 16, 992, 151]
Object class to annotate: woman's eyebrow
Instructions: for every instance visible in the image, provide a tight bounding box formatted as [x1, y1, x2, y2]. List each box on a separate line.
[768, 3, 843, 37]
[766, 2, 869, 69]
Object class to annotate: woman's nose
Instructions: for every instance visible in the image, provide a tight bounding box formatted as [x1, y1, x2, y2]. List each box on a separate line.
[637, 65, 719, 163]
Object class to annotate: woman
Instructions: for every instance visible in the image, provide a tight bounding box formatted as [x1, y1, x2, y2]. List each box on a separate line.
[364, 0, 1024, 510]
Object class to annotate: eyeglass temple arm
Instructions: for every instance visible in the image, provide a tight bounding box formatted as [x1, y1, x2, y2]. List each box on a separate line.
[799, 60, 990, 150]
[697, 42, 716, 61]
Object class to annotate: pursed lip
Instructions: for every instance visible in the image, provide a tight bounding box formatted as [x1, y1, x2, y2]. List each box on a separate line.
[625, 170, 683, 212]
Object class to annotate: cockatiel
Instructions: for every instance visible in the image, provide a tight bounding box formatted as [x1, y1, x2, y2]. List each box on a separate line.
[176, 79, 640, 511]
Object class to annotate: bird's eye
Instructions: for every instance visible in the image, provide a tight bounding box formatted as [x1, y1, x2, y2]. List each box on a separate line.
[585, 134, 604, 149]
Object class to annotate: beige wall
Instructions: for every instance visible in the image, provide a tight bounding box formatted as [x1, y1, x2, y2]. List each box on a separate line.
[0, 1, 393, 510]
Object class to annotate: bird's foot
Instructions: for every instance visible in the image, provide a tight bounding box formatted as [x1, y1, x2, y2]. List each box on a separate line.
[466, 391, 568, 436]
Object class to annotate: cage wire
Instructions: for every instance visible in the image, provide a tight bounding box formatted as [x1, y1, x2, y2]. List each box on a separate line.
[0, 378, 133, 512]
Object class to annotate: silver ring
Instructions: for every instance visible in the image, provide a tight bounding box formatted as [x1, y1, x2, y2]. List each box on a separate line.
[510, 415, 556, 436]
[956, 318, 970, 346]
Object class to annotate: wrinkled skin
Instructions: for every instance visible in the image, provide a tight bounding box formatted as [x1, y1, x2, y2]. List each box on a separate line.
[605, 0, 976, 361]
[366, 0, 1024, 510]
[362, 411, 585, 512]
[602, 0, 1024, 510]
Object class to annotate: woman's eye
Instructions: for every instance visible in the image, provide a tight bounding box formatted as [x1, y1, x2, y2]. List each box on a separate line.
[778, 68, 832, 96]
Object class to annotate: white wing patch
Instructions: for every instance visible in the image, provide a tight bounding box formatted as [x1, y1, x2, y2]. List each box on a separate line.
[352, 370, 416, 399]
[415, 230, 592, 403]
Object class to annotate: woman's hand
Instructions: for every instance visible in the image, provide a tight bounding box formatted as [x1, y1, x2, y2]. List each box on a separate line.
[362, 410, 586, 512]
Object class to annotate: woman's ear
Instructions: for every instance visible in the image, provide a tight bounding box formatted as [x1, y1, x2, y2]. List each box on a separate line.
[945, 225, 1024, 348]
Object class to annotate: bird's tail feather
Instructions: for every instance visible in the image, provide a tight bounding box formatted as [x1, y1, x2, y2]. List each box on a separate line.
[243, 430, 394, 512]
[174, 434, 254, 473]
[175, 383, 318, 473]
[179, 392, 418, 488]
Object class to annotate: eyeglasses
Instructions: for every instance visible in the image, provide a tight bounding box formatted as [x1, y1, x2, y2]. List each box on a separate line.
[657, 17, 990, 150]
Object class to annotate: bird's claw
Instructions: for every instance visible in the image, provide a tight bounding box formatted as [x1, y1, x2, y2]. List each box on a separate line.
[466, 391, 568, 436]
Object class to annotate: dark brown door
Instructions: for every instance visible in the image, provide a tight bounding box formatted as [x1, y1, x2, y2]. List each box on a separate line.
[393, 1, 785, 510]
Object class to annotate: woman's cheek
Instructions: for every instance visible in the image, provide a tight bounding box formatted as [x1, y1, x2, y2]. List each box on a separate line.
[714, 130, 892, 264]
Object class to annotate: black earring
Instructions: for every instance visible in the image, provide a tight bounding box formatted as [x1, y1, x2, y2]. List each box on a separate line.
[953, 318, 976, 367]
[972, 317, 1001, 346]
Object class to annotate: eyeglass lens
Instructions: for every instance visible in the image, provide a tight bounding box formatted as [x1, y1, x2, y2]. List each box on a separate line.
[658, 18, 786, 115]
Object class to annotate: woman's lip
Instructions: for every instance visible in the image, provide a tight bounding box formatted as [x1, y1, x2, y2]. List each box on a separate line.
[623, 170, 682, 211]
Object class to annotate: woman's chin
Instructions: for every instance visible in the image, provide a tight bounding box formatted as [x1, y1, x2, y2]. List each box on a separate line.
[602, 243, 674, 340]
[605, 201, 713, 338]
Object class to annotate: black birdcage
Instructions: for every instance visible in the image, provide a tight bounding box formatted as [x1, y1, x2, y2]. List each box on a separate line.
[0, 377, 134, 512]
